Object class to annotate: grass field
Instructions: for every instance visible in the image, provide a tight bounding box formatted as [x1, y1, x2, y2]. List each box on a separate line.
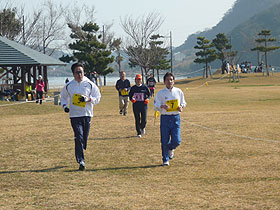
[0, 73, 280, 209]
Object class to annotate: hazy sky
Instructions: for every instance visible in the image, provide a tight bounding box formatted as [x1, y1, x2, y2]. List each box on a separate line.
[6, 0, 236, 47]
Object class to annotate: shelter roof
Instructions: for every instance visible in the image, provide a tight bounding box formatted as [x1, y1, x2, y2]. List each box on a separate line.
[0, 36, 66, 66]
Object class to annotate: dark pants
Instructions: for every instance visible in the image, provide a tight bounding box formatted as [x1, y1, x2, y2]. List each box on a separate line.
[36, 91, 43, 104]
[160, 114, 181, 162]
[26, 91, 34, 100]
[70, 116, 91, 163]
[133, 106, 147, 135]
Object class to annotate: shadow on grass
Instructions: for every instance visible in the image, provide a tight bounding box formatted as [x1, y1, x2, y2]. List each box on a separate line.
[89, 135, 136, 141]
[64, 164, 162, 173]
[0, 166, 66, 174]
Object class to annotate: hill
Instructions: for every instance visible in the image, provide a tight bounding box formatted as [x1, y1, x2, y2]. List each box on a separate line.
[228, 3, 280, 65]
[175, 0, 279, 54]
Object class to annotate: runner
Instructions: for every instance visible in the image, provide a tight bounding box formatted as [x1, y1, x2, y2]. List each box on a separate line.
[129, 74, 150, 138]
[147, 73, 157, 97]
[115, 71, 131, 116]
[60, 63, 101, 171]
[154, 72, 186, 166]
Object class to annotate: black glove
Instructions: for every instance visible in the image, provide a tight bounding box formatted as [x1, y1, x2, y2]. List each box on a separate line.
[78, 95, 89, 102]
[79, 96, 85, 102]
[64, 107, 69, 113]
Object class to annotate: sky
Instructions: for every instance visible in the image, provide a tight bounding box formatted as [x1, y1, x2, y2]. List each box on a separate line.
[5, 0, 237, 47]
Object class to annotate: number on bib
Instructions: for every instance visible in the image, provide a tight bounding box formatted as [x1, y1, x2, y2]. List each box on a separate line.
[165, 99, 179, 112]
[121, 89, 128, 96]
[72, 93, 86, 108]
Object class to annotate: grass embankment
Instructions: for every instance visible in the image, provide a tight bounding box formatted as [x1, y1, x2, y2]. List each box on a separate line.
[0, 73, 280, 209]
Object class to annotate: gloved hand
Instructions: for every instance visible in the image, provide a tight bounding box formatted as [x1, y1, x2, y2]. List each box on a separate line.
[144, 99, 149, 104]
[63, 105, 69, 113]
[131, 98, 136, 103]
[79, 95, 90, 102]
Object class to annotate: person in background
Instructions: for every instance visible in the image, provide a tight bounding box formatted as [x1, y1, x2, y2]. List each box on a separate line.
[129, 74, 150, 138]
[65, 78, 69, 84]
[25, 82, 34, 101]
[115, 71, 131, 116]
[154, 72, 186, 166]
[147, 73, 157, 97]
[36, 75, 45, 104]
[60, 63, 101, 171]
[90, 72, 98, 85]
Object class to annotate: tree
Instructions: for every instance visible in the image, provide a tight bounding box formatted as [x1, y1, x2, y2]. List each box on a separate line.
[194, 36, 217, 78]
[0, 8, 22, 40]
[251, 30, 280, 76]
[32, 0, 66, 55]
[110, 38, 123, 73]
[60, 22, 114, 79]
[120, 12, 164, 81]
[1, 0, 67, 56]
[149, 34, 170, 82]
[212, 33, 234, 73]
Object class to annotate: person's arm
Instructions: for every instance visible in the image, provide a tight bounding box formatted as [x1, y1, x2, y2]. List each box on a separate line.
[127, 80, 131, 91]
[115, 80, 120, 91]
[145, 86, 150, 99]
[177, 89, 187, 112]
[154, 91, 163, 111]
[128, 86, 134, 100]
[60, 85, 70, 112]
[144, 86, 150, 104]
[88, 83, 101, 105]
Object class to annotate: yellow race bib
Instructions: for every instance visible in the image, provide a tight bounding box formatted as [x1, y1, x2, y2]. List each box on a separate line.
[121, 89, 128, 96]
[72, 94, 86, 108]
[166, 99, 179, 112]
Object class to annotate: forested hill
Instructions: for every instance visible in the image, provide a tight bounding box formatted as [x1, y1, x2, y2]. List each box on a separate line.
[228, 2, 280, 65]
[175, 0, 279, 53]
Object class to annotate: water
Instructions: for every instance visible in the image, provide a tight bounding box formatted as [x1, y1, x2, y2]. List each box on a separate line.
[48, 74, 189, 89]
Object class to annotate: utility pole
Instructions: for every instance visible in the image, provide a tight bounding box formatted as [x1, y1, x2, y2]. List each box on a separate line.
[22, 15, 25, 45]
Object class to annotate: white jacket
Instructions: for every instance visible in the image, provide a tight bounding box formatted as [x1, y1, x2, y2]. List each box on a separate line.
[60, 76, 101, 118]
[154, 87, 186, 115]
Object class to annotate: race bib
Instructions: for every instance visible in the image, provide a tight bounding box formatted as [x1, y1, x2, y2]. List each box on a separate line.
[121, 89, 128, 96]
[72, 93, 86, 108]
[166, 99, 179, 112]
[148, 81, 155, 86]
[134, 93, 144, 101]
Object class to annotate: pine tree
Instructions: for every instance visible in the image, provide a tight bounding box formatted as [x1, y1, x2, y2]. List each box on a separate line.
[0, 8, 22, 40]
[149, 34, 170, 82]
[251, 30, 280, 76]
[60, 22, 114, 78]
[194, 37, 217, 78]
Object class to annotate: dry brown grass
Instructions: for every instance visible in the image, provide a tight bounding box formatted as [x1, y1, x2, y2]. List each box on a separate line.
[0, 72, 280, 209]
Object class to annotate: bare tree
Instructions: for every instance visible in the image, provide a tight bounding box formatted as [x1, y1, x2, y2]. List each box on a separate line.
[120, 12, 164, 81]
[33, 0, 66, 55]
[7, 0, 67, 55]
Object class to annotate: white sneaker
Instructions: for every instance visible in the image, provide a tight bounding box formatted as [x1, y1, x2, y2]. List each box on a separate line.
[168, 149, 174, 159]
[141, 128, 146, 135]
[137, 134, 142, 138]
[79, 161, 85, 171]
[163, 161, 169, 166]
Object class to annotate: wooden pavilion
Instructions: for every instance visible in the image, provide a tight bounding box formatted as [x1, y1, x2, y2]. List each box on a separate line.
[0, 36, 66, 97]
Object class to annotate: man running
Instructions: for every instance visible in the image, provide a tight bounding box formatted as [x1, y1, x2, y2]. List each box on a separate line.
[115, 71, 131, 116]
[60, 63, 101, 171]
[154, 72, 186, 166]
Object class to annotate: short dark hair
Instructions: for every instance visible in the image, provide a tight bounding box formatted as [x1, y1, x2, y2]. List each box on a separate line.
[163, 72, 175, 82]
[71, 63, 84, 73]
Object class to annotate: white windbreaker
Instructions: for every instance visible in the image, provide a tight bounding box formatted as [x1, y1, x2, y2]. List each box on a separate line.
[60, 76, 101, 118]
[154, 87, 186, 115]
